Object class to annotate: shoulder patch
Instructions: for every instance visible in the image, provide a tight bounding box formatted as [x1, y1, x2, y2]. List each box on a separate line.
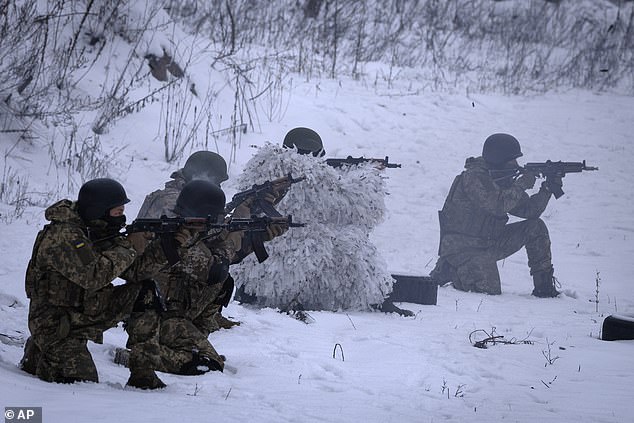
[71, 239, 95, 265]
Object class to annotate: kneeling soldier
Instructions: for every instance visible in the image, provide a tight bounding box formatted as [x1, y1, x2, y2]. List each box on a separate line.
[20, 178, 185, 389]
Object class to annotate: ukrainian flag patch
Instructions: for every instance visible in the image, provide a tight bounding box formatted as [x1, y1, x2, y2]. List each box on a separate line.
[71, 239, 94, 265]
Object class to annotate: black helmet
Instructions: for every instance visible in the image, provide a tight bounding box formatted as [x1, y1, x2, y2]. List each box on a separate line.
[174, 180, 226, 217]
[482, 133, 523, 167]
[77, 178, 130, 221]
[182, 151, 229, 185]
[282, 127, 326, 157]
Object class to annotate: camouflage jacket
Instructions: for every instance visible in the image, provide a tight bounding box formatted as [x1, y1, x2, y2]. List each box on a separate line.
[136, 169, 246, 262]
[25, 200, 168, 314]
[158, 234, 233, 334]
[438, 156, 551, 256]
[136, 170, 186, 218]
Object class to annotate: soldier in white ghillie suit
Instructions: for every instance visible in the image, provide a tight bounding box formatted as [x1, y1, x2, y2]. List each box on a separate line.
[232, 127, 412, 316]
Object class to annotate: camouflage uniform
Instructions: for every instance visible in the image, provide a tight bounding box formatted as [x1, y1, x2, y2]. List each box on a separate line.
[132, 168, 239, 373]
[134, 170, 240, 330]
[153, 234, 234, 374]
[136, 170, 186, 219]
[21, 200, 168, 383]
[431, 156, 553, 294]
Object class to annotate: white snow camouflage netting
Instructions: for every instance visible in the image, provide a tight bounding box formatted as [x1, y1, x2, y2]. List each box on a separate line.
[232, 143, 394, 311]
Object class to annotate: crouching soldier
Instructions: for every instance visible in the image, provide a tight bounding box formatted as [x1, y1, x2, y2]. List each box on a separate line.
[132, 151, 241, 330]
[149, 180, 234, 374]
[19, 178, 188, 389]
[139, 179, 287, 375]
[430, 133, 561, 297]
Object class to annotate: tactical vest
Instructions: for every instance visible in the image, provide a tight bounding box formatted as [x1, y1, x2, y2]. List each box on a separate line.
[25, 224, 84, 308]
[438, 173, 508, 243]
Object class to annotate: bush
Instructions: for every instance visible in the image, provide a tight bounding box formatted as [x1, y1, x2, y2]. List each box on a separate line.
[166, 0, 634, 94]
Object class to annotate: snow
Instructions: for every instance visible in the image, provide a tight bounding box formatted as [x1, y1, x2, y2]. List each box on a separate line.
[2, 8, 634, 423]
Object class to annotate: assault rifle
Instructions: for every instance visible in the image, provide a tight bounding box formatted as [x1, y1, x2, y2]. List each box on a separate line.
[225, 173, 306, 216]
[325, 156, 401, 169]
[490, 160, 598, 199]
[522, 160, 598, 199]
[126, 215, 305, 264]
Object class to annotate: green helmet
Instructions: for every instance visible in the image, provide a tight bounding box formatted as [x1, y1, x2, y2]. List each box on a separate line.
[182, 151, 229, 185]
[174, 180, 226, 218]
[282, 127, 326, 157]
[482, 133, 523, 167]
[77, 178, 130, 221]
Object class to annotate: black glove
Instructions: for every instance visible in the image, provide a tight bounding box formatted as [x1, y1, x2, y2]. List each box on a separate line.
[542, 175, 563, 195]
[174, 227, 198, 247]
[515, 172, 537, 190]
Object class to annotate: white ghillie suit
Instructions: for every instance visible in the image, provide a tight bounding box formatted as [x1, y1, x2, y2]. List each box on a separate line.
[231, 143, 394, 311]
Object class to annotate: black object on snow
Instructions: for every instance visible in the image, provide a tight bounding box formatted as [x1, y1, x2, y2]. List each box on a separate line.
[602, 314, 634, 341]
[389, 274, 438, 305]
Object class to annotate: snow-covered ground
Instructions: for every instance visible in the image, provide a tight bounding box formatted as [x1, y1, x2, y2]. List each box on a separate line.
[1, 78, 633, 422]
[2, 4, 634, 419]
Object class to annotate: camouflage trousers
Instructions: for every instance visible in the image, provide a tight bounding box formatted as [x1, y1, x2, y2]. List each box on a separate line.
[435, 218, 552, 295]
[21, 282, 160, 383]
[155, 316, 224, 375]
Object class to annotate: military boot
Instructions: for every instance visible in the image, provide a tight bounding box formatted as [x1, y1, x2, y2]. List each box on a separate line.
[19, 337, 41, 376]
[114, 348, 130, 368]
[126, 369, 166, 390]
[531, 267, 561, 298]
[280, 298, 315, 324]
[214, 312, 241, 329]
[429, 258, 456, 285]
[379, 300, 415, 317]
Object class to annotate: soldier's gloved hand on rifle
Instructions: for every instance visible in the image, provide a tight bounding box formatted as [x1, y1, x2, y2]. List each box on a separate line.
[261, 191, 279, 205]
[225, 230, 243, 253]
[232, 199, 253, 218]
[265, 222, 289, 241]
[173, 227, 198, 247]
[542, 175, 563, 194]
[373, 161, 387, 171]
[515, 171, 537, 190]
[233, 192, 280, 218]
[205, 227, 230, 242]
[253, 191, 281, 207]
